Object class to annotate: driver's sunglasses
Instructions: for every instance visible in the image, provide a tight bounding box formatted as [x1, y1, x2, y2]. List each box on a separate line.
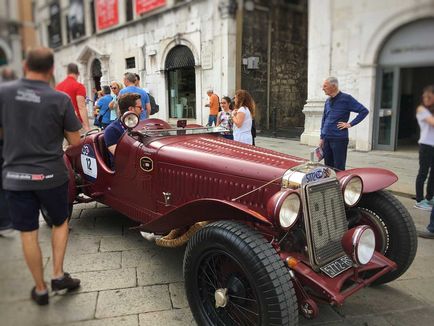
[135, 105, 143, 110]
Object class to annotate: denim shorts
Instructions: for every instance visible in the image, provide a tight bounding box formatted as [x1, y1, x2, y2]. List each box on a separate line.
[5, 182, 69, 231]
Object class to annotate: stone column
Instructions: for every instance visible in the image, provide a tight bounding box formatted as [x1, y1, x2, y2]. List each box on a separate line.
[218, 0, 238, 97]
[99, 55, 111, 85]
[300, 0, 332, 146]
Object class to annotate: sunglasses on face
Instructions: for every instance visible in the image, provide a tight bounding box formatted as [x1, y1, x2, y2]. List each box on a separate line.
[110, 86, 118, 89]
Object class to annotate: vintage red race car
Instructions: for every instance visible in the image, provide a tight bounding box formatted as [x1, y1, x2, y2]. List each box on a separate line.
[52, 113, 417, 325]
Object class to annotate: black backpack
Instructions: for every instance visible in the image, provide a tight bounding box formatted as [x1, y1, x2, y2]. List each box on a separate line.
[148, 93, 159, 115]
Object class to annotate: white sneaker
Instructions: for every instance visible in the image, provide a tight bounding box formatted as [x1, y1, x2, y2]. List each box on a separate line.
[140, 231, 162, 242]
[414, 199, 433, 211]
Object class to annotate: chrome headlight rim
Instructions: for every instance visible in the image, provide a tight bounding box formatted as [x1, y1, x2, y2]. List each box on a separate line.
[277, 191, 301, 230]
[341, 175, 363, 207]
[342, 225, 376, 266]
[121, 112, 139, 129]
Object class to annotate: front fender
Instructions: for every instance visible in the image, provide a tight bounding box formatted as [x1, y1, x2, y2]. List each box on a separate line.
[140, 198, 272, 233]
[337, 168, 398, 193]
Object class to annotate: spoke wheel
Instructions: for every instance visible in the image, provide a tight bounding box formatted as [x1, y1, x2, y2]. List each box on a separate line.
[184, 221, 298, 326]
[197, 250, 260, 325]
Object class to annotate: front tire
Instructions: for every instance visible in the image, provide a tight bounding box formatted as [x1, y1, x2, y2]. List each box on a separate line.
[357, 190, 417, 285]
[183, 221, 298, 326]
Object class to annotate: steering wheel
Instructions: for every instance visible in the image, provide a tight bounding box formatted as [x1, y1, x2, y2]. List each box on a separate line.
[82, 127, 101, 138]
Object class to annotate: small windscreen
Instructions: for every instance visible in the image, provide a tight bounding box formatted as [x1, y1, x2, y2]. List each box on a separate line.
[137, 126, 228, 137]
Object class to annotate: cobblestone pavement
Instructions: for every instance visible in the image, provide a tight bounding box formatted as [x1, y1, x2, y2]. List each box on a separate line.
[1, 195, 433, 326]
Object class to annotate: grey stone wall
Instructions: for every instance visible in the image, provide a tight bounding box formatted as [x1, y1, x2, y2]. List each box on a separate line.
[241, 0, 307, 136]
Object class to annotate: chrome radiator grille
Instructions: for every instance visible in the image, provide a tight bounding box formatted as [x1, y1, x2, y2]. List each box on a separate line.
[305, 179, 348, 267]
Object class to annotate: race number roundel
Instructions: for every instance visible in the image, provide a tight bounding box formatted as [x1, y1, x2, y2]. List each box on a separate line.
[81, 144, 97, 181]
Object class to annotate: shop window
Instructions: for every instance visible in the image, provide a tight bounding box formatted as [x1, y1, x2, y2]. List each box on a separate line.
[126, 57, 136, 69]
[126, 0, 133, 21]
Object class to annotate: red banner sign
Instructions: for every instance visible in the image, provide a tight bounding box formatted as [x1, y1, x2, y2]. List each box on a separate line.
[96, 0, 119, 30]
[136, 0, 166, 15]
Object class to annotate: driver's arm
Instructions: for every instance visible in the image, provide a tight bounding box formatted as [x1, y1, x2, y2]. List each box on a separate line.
[77, 95, 90, 131]
[64, 130, 81, 146]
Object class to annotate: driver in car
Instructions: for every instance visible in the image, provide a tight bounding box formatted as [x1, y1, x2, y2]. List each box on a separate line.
[104, 93, 142, 168]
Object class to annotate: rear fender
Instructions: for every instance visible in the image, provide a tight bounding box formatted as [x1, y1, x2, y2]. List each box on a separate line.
[337, 168, 398, 194]
[64, 154, 77, 204]
[140, 199, 272, 234]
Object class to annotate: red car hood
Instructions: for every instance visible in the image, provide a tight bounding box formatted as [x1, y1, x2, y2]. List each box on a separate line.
[146, 134, 307, 182]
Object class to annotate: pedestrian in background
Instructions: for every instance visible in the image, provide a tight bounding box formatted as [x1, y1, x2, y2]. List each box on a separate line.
[319, 77, 369, 170]
[109, 81, 122, 122]
[0, 67, 17, 236]
[95, 86, 113, 129]
[119, 72, 150, 120]
[0, 47, 82, 305]
[414, 85, 434, 211]
[232, 89, 255, 145]
[56, 63, 90, 131]
[206, 89, 220, 126]
[217, 96, 234, 140]
[1, 66, 17, 82]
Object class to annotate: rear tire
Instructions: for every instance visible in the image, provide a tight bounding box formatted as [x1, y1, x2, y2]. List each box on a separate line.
[357, 190, 417, 285]
[184, 220, 298, 325]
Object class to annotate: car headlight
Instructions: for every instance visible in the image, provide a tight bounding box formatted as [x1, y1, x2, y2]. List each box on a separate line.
[121, 112, 139, 129]
[341, 175, 363, 207]
[267, 191, 301, 229]
[342, 225, 376, 265]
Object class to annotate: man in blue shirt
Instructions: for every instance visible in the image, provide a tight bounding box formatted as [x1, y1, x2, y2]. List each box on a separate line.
[119, 72, 150, 120]
[95, 86, 113, 129]
[104, 93, 142, 169]
[320, 77, 369, 170]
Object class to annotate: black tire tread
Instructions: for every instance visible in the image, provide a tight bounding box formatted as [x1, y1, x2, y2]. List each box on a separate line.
[358, 190, 417, 285]
[184, 220, 298, 326]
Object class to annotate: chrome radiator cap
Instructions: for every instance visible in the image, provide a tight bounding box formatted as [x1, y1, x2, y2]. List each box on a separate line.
[281, 162, 336, 190]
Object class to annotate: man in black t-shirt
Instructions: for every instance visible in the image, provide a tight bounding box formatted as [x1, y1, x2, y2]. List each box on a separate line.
[0, 48, 82, 305]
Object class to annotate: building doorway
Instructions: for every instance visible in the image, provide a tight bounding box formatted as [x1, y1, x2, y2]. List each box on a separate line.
[90, 58, 102, 93]
[374, 18, 434, 150]
[165, 45, 196, 119]
[0, 47, 7, 66]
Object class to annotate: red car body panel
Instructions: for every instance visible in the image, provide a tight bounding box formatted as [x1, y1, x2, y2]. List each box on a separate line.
[64, 122, 400, 312]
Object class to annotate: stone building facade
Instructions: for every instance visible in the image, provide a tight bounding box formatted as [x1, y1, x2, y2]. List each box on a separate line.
[302, 0, 434, 151]
[33, 0, 308, 130]
[0, 1, 23, 75]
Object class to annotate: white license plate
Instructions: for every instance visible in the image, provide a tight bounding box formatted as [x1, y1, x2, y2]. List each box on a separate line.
[320, 255, 353, 278]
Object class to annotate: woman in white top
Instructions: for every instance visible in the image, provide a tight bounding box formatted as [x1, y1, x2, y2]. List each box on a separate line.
[232, 89, 255, 145]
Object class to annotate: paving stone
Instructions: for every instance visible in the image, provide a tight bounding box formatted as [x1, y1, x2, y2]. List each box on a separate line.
[122, 245, 184, 267]
[0, 275, 36, 303]
[397, 257, 434, 280]
[382, 307, 434, 326]
[391, 277, 434, 306]
[74, 202, 98, 210]
[139, 308, 196, 326]
[96, 285, 171, 318]
[335, 285, 426, 317]
[0, 233, 25, 261]
[74, 268, 137, 293]
[137, 259, 183, 286]
[0, 292, 97, 326]
[64, 252, 122, 273]
[169, 282, 189, 308]
[64, 235, 101, 255]
[64, 315, 139, 326]
[99, 235, 147, 252]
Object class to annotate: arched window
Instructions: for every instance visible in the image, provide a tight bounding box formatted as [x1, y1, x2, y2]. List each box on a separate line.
[165, 46, 196, 119]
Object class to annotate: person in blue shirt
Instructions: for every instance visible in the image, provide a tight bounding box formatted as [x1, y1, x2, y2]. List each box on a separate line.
[119, 72, 150, 120]
[95, 86, 113, 129]
[104, 93, 142, 169]
[319, 77, 369, 170]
